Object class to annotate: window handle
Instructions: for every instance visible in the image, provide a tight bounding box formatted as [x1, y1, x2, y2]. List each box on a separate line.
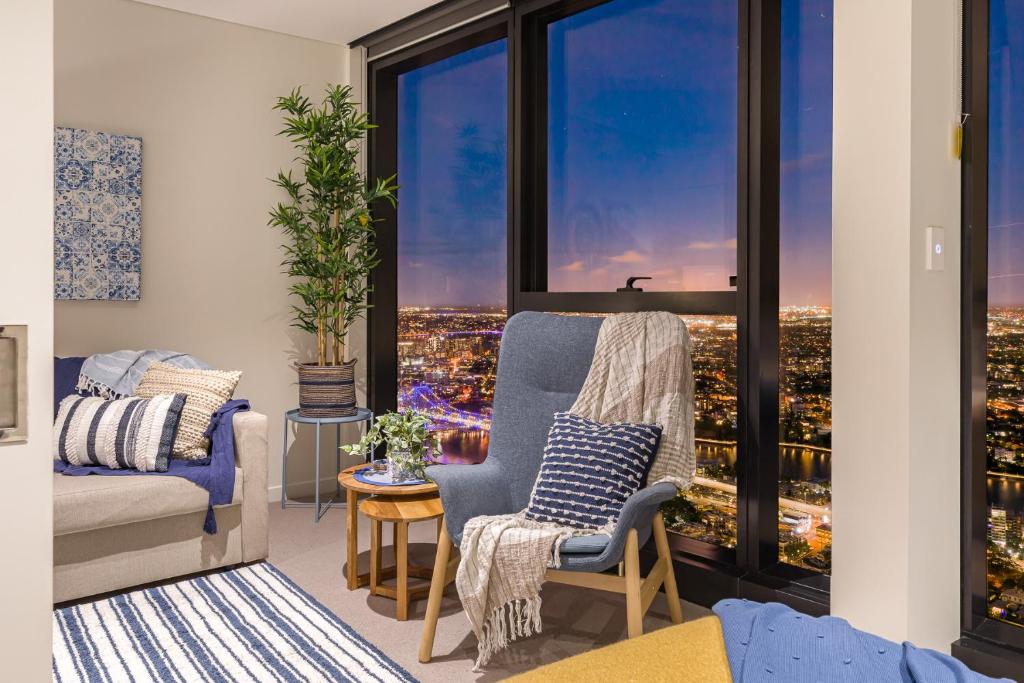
[617, 276, 651, 292]
[729, 275, 738, 288]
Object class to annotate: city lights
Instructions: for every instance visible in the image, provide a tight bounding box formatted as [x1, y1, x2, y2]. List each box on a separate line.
[985, 309, 1024, 627]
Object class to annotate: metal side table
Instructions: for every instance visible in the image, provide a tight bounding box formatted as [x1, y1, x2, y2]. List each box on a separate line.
[281, 407, 373, 523]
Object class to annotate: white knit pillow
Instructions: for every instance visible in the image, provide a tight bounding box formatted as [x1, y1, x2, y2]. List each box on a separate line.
[134, 361, 241, 459]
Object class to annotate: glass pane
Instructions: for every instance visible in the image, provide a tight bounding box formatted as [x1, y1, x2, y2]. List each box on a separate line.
[546, 0, 738, 292]
[987, 0, 1024, 627]
[396, 40, 508, 464]
[664, 315, 739, 548]
[777, 0, 833, 574]
[553, 313, 739, 548]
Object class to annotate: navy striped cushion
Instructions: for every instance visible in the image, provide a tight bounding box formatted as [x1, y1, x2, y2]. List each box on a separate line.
[53, 394, 186, 472]
[524, 412, 662, 531]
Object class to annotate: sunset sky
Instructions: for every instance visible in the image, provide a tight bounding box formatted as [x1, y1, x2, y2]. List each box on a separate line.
[397, 0, 834, 308]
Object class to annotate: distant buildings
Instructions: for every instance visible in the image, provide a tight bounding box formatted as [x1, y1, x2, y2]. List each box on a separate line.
[986, 309, 1024, 627]
[993, 507, 1008, 547]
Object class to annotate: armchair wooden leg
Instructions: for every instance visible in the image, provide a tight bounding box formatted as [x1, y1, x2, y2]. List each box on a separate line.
[624, 528, 643, 638]
[653, 513, 683, 624]
[419, 521, 452, 663]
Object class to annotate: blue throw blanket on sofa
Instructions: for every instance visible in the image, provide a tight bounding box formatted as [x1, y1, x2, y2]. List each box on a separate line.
[713, 600, 1013, 683]
[54, 399, 250, 534]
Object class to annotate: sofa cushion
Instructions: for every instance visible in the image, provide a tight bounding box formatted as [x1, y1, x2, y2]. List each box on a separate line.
[135, 362, 242, 459]
[53, 467, 243, 536]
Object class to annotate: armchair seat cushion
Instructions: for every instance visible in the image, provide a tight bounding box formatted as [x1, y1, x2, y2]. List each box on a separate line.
[559, 534, 610, 554]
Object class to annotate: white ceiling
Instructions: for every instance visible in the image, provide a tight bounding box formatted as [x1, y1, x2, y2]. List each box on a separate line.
[133, 0, 439, 45]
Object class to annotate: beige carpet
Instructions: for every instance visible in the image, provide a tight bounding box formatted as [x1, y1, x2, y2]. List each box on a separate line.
[268, 501, 710, 682]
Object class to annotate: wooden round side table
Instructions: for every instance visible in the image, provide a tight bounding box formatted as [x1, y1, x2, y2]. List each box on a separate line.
[360, 494, 454, 621]
[337, 466, 458, 619]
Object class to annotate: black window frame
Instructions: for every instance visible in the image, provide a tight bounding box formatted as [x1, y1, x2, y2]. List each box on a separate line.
[956, 0, 1024, 675]
[360, 0, 831, 612]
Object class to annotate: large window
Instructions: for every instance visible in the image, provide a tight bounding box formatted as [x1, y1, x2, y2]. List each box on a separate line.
[394, 40, 508, 464]
[777, 0, 833, 574]
[985, 0, 1024, 629]
[962, 0, 1024, 671]
[366, 0, 832, 611]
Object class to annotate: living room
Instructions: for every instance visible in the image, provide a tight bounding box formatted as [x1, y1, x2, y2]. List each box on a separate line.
[2, 0, 1023, 680]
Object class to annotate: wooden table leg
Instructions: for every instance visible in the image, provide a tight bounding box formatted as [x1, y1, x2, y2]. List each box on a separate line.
[370, 519, 382, 595]
[436, 516, 443, 541]
[346, 488, 359, 590]
[396, 521, 409, 621]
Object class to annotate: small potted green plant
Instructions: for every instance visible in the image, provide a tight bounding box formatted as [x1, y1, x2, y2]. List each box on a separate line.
[342, 410, 432, 482]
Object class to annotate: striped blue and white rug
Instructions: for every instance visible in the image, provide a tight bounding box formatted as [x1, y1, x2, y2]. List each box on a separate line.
[53, 562, 417, 682]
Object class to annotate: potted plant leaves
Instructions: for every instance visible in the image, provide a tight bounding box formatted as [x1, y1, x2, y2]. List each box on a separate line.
[270, 84, 396, 417]
[342, 410, 432, 482]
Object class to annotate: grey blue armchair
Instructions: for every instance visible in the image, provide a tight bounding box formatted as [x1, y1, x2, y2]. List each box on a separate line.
[418, 311, 684, 663]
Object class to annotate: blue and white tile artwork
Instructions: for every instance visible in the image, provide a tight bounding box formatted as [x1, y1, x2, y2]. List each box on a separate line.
[54, 127, 142, 300]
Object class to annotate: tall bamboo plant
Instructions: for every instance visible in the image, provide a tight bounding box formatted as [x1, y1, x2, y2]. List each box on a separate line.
[270, 85, 397, 366]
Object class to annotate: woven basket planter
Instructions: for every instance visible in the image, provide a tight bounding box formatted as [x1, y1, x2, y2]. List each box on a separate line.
[297, 360, 357, 418]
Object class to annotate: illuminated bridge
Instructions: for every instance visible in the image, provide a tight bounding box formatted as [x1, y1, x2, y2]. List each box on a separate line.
[400, 384, 491, 430]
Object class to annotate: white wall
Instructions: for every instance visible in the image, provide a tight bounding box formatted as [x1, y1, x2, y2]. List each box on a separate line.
[832, 0, 961, 650]
[0, 0, 55, 678]
[906, 0, 963, 648]
[53, 0, 363, 500]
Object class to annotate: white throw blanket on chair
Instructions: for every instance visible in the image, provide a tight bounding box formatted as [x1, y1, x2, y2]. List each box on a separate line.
[456, 312, 695, 669]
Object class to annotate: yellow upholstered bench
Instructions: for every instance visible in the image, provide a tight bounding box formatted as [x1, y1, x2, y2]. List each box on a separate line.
[506, 616, 733, 683]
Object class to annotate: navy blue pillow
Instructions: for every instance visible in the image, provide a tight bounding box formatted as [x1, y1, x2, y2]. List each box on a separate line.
[54, 356, 86, 419]
[525, 412, 662, 531]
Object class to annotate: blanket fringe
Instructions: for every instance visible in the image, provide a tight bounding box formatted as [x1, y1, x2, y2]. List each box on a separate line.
[75, 374, 125, 400]
[474, 597, 543, 671]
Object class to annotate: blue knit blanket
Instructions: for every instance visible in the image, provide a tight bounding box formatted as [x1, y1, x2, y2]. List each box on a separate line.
[713, 600, 1014, 683]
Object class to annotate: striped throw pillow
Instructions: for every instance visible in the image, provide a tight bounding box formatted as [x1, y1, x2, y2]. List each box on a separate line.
[525, 412, 662, 531]
[53, 394, 186, 472]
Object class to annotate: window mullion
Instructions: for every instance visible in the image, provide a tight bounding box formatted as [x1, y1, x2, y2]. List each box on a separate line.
[736, 0, 782, 574]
